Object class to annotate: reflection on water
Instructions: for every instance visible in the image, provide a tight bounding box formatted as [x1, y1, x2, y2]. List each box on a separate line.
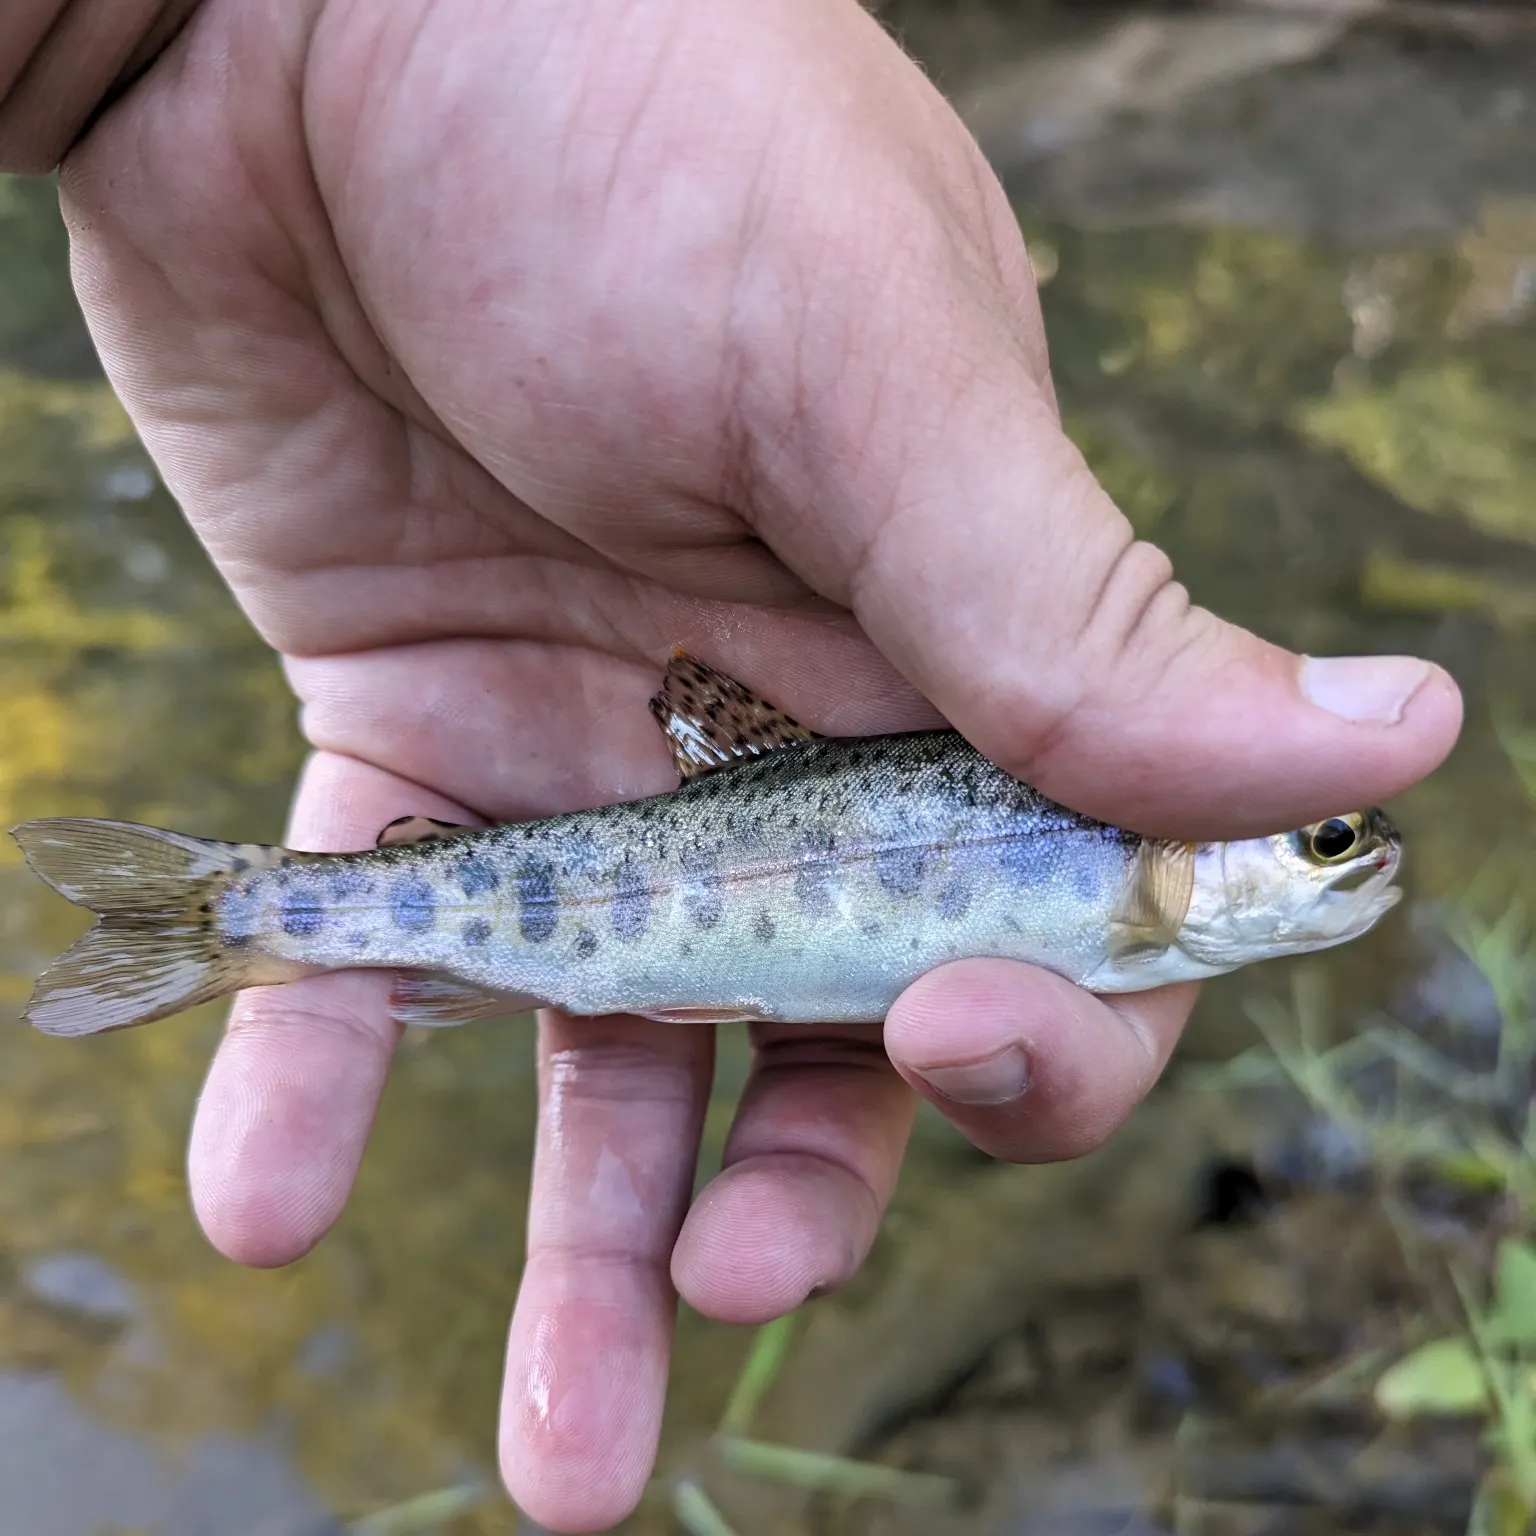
[2, 7, 1536, 1532]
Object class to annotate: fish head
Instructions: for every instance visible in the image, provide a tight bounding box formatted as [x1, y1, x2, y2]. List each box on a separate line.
[1178, 808, 1403, 968]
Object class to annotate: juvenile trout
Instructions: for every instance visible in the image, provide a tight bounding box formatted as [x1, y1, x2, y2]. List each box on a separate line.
[12, 654, 1403, 1037]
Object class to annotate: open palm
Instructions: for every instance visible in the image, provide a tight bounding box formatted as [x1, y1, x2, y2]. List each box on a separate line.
[44, 0, 1460, 1527]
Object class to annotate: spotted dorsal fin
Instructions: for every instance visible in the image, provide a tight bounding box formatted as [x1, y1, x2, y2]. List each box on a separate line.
[648, 650, 819, 782]
[376, 815, 474, 849]
[1106, 838, 1197, 965]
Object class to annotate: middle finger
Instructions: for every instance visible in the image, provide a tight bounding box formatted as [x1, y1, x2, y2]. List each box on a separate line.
[673, 1023, 914, 1325]
[499, 1010, 713, 1532]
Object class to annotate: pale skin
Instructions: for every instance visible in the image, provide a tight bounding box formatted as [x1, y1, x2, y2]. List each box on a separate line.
[1, 0, 1462, 1528]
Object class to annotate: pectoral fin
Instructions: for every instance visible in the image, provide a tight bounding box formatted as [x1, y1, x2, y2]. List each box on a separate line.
[648, 650, 818, 781]
[1107, 838, 1197, 965]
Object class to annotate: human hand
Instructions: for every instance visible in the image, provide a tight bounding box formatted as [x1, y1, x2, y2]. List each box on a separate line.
[5, 0, 1461, 1527]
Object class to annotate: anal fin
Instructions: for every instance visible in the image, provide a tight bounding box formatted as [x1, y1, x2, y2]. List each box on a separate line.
[648, 650, 818, 782]
[389, 972, 541, 1028]
[635, 1005, 771, 1025]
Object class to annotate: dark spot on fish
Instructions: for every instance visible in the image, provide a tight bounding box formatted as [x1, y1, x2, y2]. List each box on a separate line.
[279, 855, 295, 869]
[573, 927, 599, 959]
[684, 883, 723, 930]
[279, 889, 325, 937]
[859, 919, 883, 939]
[517, 860, 559, 943]
[753, 910, 775, 944]
[876, 846, 926, 898]
[910, 937, 921, 951]
[459, 856, 499, 898]
[462, 917, 492, 948]
[937, 878, 972, 921]
[221, 931, 252, 951]
[327, 868, 373, 899]
[996, 834, 1040, 887]
[391, 877, 437, 933]
[679, 940, 694, 958]
[231, 857, 250, 874]
[346, 930, 371, 950]
[611, 859, 651, 941]
[795, 865, 832, 917]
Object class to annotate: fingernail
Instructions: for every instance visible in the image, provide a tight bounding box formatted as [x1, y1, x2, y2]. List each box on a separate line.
[916, 1044, 1030, 1106]
[1300, 655, 1431, 724]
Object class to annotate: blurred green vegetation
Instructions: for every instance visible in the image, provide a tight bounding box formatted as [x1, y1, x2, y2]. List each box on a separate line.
[1298, 361, 1536, 549]
[0, 175, 84, 374]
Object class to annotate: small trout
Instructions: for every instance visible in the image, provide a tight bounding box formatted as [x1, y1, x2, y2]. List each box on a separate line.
[12, 653, 1403, 1038]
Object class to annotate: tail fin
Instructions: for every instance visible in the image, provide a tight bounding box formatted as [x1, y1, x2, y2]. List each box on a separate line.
[11, 818, 288, 1037]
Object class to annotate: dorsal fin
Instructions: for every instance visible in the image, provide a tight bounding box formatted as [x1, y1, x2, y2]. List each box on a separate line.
[648, 650, 819, 781]
[376, 815, 473, 849]
[1106, 838, 1197, 964]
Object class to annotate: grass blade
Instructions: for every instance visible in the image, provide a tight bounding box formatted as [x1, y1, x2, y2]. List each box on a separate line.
[672, 1480, 741, 1536]
[349, 1481, 486, 1534]
[717, 1436, 962, 1506]
[718, 1315, 795, 1436]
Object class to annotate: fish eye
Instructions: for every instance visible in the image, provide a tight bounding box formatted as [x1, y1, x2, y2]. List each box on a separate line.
[1304, 814, 1364, 865]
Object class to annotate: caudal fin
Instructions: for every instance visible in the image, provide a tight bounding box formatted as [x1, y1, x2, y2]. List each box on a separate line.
[11, 818, 285, 1037]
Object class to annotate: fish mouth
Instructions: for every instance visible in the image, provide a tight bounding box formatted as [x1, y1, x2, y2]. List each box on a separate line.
[1324, 863, 1403, 939]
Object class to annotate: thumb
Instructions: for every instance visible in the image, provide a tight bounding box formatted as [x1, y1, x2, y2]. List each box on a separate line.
[748, 283, 1458, 841]
[707, 0, 1460, 838]
[851, 395, 1460, 838]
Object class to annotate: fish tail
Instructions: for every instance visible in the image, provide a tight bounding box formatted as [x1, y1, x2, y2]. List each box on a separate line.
[10, 817, 293, 1037]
